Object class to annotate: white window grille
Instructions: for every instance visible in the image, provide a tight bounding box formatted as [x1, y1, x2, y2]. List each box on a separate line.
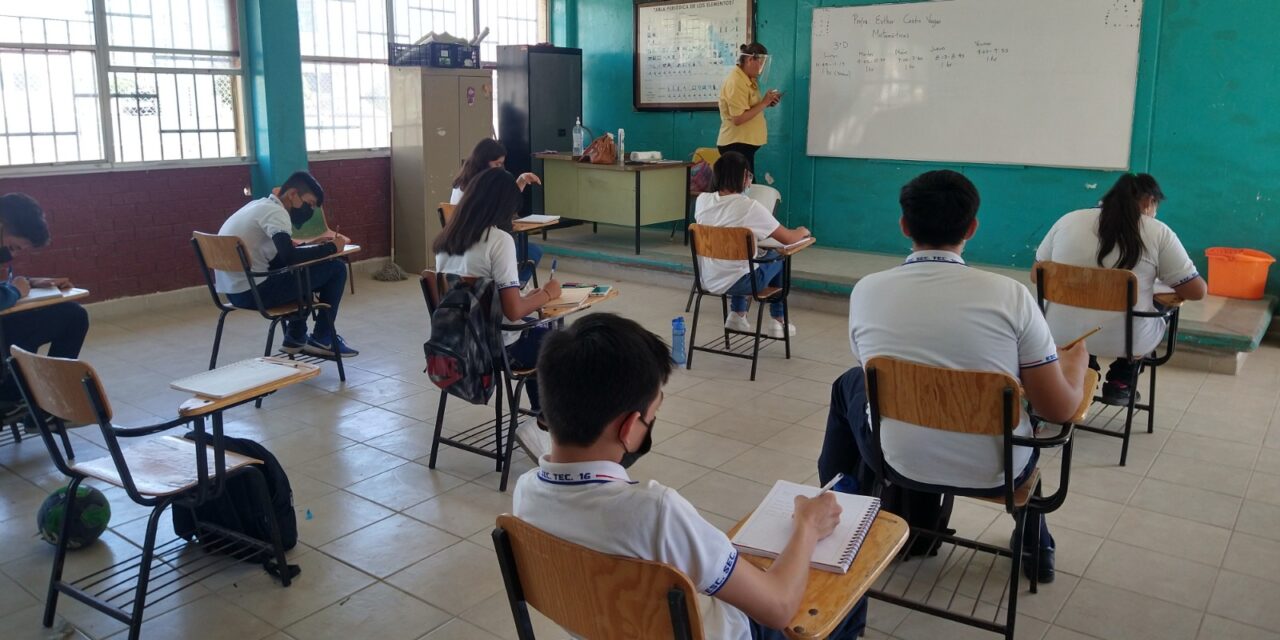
[299, 0, 390, 152]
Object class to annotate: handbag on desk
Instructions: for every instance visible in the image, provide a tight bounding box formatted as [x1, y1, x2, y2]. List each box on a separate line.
[578, 133, 617, 165]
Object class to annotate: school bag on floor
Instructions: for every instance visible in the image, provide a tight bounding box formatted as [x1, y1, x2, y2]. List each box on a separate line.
[424, 276, 504, 404]
[171, 433, 299, 577]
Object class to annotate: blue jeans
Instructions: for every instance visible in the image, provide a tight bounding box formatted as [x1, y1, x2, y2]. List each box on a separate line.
[505, 322, 551, 412]
[519, 242, 542, 286]
[226, 260, 347, 341]
[726, 252, 784, 317]
[751, 597, 865, 639]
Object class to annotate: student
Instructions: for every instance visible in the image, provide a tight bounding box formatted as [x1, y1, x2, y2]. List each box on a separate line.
[1035, 173, 1206, 404]
[0, 193, 88, 401]
[845, 170, 1090, 583]
[435, 168, 561, 448]
[451, 138, 543, 285]
[717, 42, 781, 174]
[514, 313, 866, 639]
[695, 151, 808, 338]
[214, 171, 357, 357]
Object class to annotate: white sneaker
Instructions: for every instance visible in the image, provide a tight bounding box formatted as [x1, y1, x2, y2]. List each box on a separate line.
[515, 419, 551, 462]
[724, 314, 751, 332]
[766, 319, 797, 339]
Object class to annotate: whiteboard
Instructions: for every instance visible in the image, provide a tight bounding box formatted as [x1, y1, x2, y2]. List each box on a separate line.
[807, 0, 1144, 169]
[634, 0, 753, 110]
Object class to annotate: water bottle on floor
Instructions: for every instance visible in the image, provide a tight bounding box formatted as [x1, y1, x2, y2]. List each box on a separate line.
[671, 317, 687, 367]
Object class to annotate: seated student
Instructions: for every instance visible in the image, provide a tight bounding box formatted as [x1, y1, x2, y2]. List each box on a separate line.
[694, 151, 809, 338]
[515, 313, 867, 639]
[1035, 173, 1206, 404]
[451, 138, 542, 285]
[843, 170, 1089, 583]
[435, 168, 561, 453]
[214, 171, 357, 357]
[0, 193, 89, 401]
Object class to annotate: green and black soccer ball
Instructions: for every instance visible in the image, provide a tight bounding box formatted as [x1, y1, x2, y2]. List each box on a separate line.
[37, 485, 111, 549]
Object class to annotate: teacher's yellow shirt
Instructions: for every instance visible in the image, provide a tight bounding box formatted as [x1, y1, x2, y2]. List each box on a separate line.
[717, 66, 767, 146]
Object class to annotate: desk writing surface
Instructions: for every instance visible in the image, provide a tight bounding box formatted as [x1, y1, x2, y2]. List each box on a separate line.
[176, 357, 320, 417]
[292, 244, 361, 269]
[539, 288, 619, 320]
[729, 511, 909, 640]
[0, 288, 90, 316]
[758, 237, 817, 257]
[512, 219, 558, 234]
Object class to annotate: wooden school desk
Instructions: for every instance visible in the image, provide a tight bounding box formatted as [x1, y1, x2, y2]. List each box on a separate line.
[0, 287, 90, 316]
[292, 244, 361, 270]
[538, 287, 619, 322]
[536, 153, 690, 255]
[730, 511, 910, 640]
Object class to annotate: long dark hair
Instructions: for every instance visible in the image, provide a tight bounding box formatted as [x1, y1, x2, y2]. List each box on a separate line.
[452, 138, 506, 190]
[712, 151, 750, 194]
[1097, 173, 1164, 270]
[434, 168, 521, 256]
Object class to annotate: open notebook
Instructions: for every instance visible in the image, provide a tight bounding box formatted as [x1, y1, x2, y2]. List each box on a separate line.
[731, 480, 881, 574]
[543, 287, 591, 310]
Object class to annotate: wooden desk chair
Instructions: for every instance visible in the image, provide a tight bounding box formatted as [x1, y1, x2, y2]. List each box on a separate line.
[191, 233, 346, 396]
[684, 185, 784, 313]
[7, 346, 293, 640]
[420, 270, 535, 491]
[863, 356, 1084, 640]
[438, 202, 455, 228]
[492, 514, 704, 639]
[1033, 261, 1181, 466]
[686, 224, 791, 381]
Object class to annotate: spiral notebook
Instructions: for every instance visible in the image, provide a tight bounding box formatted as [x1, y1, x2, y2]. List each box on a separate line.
[731, 480, 881, 574]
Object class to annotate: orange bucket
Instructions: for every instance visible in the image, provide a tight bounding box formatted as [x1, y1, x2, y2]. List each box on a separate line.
[1205, 248, 1275, 299]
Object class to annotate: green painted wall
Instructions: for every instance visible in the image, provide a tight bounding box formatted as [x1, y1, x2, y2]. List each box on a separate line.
[242, 0, 310, 194]
[559, 0, 1280, 290]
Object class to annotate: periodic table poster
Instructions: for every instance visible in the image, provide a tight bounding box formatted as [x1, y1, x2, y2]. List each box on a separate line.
[634, 0, 754, 110]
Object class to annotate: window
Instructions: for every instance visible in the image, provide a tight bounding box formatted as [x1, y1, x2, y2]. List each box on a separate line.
[298, 0, 390, 152]
[392, 0, 544, 62]
[0, 1, 244, 169]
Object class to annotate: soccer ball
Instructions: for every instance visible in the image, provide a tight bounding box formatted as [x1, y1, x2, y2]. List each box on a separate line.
[37, 485, 111, 549]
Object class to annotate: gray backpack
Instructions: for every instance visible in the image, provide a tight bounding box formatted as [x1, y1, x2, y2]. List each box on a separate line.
[424, 276, 503, 404]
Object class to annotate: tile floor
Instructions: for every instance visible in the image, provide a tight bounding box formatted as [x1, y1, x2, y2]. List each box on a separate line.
[1, 269, 1279, 639]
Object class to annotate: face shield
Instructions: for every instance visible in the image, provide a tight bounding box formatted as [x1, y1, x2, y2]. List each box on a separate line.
[738, 52, 772, 83]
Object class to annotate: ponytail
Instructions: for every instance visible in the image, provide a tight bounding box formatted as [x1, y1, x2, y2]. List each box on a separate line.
[1097, 173, 1164, 270]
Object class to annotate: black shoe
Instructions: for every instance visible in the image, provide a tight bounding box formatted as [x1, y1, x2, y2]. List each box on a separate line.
[1012, 532, 1056, 584]
[1100, 381, 1140, 406]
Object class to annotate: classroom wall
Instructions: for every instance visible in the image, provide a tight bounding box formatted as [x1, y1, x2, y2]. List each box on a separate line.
[563, 0, 1280, 291]
[0, 157, 390, 303]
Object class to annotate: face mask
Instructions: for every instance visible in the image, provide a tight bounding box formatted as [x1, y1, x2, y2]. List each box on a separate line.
[0, 226, 11, 263]
[289, 203, 315, 227]
[618, 415, 655, 469]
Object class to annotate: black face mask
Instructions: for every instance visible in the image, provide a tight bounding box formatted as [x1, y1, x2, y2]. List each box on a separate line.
[0, 247, 12, 264]
[618, 415, 655, 469]
[289, 203, 315, 227]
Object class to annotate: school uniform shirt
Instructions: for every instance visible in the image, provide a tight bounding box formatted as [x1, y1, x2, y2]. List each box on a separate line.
[694, 192, 780, 294]
[449, 187, 464, 205]
[214, 194, 293, 295]
[1035, 208, 1199, 358]
[435, 226, 522, 346]
[717, 66, 767, 147]
[848, 250, 1058, 489]
[513, 458, 749, 639]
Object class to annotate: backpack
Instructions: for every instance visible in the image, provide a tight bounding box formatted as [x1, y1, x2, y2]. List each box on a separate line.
[171, 434, 299, 576]
[424, 275, 504, 405]
[689, 158, 714, 194]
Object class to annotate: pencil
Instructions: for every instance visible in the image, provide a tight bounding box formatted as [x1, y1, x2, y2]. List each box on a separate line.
[1062, 326, 1102, 350]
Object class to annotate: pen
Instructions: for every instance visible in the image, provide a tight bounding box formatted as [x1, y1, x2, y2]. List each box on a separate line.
[818, 473, 844, 496]
[549, 259, 557, 282]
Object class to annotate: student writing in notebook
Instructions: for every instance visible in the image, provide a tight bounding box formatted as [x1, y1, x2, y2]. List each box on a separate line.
[695, 151, 810, 338]
[839, 170, 1090, 584]
[451, 138, 542, 285]
[513, 313, 869, 639]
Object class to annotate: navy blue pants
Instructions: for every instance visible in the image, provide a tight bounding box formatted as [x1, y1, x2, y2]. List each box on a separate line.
[506, 322, 551, 412]
[226, 260, 347, 341]
[0, 301, 89, 401]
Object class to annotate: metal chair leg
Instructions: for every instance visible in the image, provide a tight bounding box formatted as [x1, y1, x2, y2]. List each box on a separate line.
[687, 293, 702, 370]
[1119, 361, 1140, 466]
[324, 307, 346, 382]
[499, 377, 527, 492]
[493, 377, 505, 472]
[126, 499, 172, 640]
[209, 310, 230, 370]
[345, 257, 355, 295]
[256, 319, 282, 409]
[721, 297, 732, 349]
[427, 390, 449, 468]
[42, 476, 83, 628]
[749, 302, 766, 381]
[684, 282, 696, 313]
[1147, 361, 1158, 434]
[781, 297, 791, 360]
[1006, 509, 1026, 640]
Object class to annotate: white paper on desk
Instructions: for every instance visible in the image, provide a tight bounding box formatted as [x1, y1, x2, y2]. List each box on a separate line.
[22, 287, 65, 302]
[170, 358, 304, 398]
[543, 287, 590, 309]
[520, 215, 560, 224]
[758, 237, 815, 251]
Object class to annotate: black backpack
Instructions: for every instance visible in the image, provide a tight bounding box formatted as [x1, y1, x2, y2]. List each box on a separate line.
[424, 275, 504, 405]
[172, 434, 298, 574]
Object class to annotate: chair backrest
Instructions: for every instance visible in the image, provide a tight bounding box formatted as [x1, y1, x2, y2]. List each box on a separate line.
[864, 356, 1020, 436]
[746, 184, 782, 217]
[191, 232, 250, 273]
[8, 346, 112, 426]
[420, 268, 477, 314]
[689, 224, 755, 262]
[1033, 261, 1136, 313]
[439, 202, 456, 228]
[493, 514, 705, 640]
[692, 147, 720, 166]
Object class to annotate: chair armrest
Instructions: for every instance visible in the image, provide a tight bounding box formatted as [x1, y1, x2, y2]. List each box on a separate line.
[110, 416, 194, 438]
[246, 265, 300, 279]
[748, 253, 786, 266]
[1011, 421, 1075, 449]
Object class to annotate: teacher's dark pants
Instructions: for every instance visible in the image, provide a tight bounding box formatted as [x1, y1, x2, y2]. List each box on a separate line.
[0, 302, 89, 401]
[718, 143, 761, 174]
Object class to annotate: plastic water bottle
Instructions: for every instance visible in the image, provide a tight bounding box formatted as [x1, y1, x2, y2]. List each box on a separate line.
[671, 317, 687, 367]
[572, 117, 584, 156]
[617, 128, 626, 165]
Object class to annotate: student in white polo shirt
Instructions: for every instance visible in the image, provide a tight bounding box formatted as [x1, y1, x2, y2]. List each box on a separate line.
[844, 170, 1090, 583]
[695, 151, 810, 338]
[514, 313, 867, 639]
[451, 138, 542, 286]
[1035, 173, 1206, 405]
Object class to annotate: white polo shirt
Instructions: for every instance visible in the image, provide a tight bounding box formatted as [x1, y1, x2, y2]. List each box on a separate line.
[848, 250, 1058, 489]
[513, 458, 749, 639]
[1035, 208, 1199, 358]
[694, 192, 781, 294]
[435, 227, 523, 346]
[449, 187, 464, 205]
[214, 194, 293, 295]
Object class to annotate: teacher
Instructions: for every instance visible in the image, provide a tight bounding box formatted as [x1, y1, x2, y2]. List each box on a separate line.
[716, 42, 781, 175]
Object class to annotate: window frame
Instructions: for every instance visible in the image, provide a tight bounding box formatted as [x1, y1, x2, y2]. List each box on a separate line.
[0, 0, 250, 177]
